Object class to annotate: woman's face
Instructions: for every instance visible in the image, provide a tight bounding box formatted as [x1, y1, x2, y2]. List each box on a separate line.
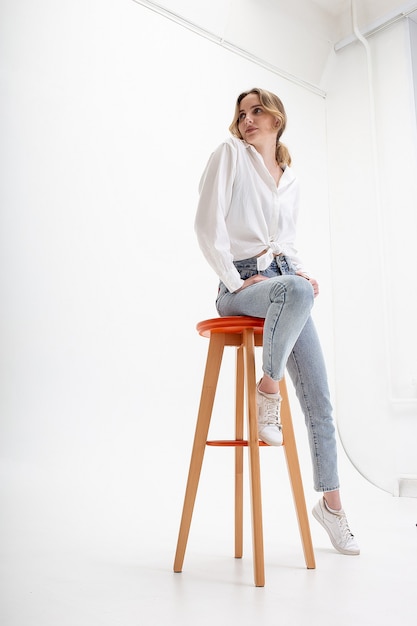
[237, 93, 279, 147]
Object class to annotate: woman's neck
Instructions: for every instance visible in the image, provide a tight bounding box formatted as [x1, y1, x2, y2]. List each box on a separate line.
[255, 143, 282, 185]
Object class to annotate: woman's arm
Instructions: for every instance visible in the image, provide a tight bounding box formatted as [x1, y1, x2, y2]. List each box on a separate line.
[195, 141, 244, 293]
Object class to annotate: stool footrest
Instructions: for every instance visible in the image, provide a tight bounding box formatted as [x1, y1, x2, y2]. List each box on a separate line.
[206, 440, 269, 447]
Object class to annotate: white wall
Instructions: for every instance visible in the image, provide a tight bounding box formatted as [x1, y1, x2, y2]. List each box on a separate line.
[0, 0, 332, 553]
[132, 0, 338, 88]
[325, 18, 417, 494]
[2, 3, 417, 569]
[410, 14, 417, 119]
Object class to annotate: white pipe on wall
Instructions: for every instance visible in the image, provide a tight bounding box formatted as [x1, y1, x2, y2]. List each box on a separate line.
[350, 0, 394, 400]
[336, 0, 417, 50]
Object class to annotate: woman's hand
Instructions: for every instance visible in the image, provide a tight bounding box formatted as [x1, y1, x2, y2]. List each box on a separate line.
[235, 274, 269, 293]
[235, 272, 319, 298]
[297, 272, 319, 297]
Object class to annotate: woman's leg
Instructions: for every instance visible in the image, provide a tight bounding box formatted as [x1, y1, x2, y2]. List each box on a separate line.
[217, 266, 360, 553]
[286, 317, 360, 555]
[217, 273, 314, 446]
[286, 316, 339, 493]
[217, 274, 314, 381]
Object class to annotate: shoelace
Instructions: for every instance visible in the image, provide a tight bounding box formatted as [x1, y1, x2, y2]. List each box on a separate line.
[337, 512, 355, 540]
[262, 396, 282, 426]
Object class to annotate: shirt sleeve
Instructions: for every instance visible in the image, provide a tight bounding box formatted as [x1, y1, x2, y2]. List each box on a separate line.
[194, 141, 244, 293]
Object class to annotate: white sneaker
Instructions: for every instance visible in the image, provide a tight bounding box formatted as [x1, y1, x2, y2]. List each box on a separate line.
[312, 498, 360, 555]
[256, 383, 283, 446]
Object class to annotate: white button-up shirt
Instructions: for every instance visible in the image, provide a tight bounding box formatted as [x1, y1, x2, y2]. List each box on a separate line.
[195, 136, 306, 293]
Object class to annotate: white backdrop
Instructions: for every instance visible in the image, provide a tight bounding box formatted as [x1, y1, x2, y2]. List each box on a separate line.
[2, 3, 417, 625]
[1, 0, 334, 561]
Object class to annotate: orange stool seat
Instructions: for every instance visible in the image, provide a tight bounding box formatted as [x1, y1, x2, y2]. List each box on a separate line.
[173, 316, 315, 586]
[196, 316, 265, 336]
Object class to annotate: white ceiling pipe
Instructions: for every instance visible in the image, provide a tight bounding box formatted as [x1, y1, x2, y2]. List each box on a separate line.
[335, 0, 417, 50]
[349, 0, 398, 405]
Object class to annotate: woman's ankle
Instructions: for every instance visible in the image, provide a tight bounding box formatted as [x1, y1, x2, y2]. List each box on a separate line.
[323, 490, 342, 512]
[258, 376, 280, 395]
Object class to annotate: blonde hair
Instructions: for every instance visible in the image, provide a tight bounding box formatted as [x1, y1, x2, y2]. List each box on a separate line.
[229, 87, 292, 166]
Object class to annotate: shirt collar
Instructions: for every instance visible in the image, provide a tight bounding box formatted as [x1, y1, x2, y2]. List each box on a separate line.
[239, 138, 295, 187]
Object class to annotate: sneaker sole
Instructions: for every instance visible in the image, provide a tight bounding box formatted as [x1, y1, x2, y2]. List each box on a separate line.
[258, 433, 283, 446]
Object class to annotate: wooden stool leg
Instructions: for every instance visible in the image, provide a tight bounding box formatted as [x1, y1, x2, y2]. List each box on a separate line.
[243, 329, 265, 587]
[173, 333, 226, 573]
[280, 377, 316, 569]
[235, 345, 244, 558]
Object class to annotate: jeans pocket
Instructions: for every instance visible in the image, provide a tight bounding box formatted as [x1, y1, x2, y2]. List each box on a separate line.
[234, 258, 258, 281]
[276, 255, 295, 275]
[238, 268, 258, 280]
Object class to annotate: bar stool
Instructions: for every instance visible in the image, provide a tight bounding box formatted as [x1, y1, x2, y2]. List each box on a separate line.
[173, 316, 315, 587]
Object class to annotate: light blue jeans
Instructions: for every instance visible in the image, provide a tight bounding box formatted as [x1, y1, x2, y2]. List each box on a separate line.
[216, 255, 339, 493]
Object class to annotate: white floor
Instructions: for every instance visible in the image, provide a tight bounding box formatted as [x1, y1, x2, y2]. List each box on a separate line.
[1, 444, 417, 626]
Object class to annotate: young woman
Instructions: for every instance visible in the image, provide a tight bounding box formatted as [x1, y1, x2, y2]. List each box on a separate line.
[194, 87, 360, 556]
